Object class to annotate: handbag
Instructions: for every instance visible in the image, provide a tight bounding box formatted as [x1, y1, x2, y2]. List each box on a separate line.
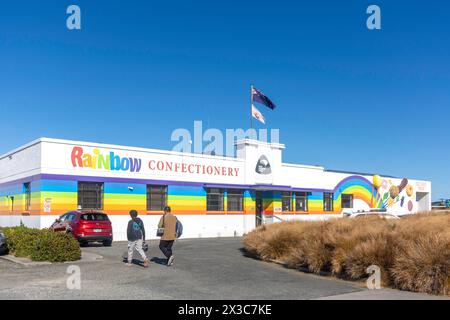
[175, 218, 183, 238]
[156, 215, 165, 237]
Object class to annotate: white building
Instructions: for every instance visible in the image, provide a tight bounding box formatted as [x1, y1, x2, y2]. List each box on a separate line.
[0, 138, 432, 241]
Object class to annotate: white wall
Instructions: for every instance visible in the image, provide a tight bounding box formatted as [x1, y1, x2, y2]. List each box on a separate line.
[40, 138, 245, 185]
[40, 214, 256, 242]
[278, 214, 343, 222]
[0, 138, 432, 239]
[0, 140, 42, 184]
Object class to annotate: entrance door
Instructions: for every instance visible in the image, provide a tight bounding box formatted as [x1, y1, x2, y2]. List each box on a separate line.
[416, 192, 430, 212]
[255, 191, 263, 226]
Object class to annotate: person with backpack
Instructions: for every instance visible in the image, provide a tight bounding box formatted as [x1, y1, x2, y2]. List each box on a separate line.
[157, 206, 181, 266]
[126, 210, 149, 268]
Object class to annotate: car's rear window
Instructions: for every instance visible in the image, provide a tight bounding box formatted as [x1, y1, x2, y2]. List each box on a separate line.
[81, 213, 109, 221]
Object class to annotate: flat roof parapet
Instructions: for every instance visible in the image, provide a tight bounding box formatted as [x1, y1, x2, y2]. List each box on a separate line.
[234, 139, 285, 150]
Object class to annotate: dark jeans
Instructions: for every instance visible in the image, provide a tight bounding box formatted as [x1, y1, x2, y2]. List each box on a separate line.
[159, 240, 174, 259]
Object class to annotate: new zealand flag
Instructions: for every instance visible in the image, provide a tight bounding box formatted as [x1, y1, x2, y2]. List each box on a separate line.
[252, 87, 277, 110]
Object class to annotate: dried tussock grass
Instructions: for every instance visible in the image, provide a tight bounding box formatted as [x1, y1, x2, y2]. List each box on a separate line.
[391, 232, 450, 295]
[243, 211, 450, 295]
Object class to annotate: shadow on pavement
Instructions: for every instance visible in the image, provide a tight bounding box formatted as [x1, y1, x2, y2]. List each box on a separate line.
[150, 257, 168, 265]
[121, 257, 148, 267]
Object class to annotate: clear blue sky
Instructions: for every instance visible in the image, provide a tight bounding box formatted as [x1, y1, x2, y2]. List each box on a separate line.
[0, 1, 449, 200]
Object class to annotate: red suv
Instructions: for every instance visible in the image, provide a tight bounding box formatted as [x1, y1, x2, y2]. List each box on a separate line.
[50, 211, 113, 246]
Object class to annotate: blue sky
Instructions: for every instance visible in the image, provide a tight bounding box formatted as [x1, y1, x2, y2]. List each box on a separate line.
[0, 1, 449, 199]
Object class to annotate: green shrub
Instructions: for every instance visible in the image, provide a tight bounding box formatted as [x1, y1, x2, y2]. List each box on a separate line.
[2, 225, 41, 258]
[3, 226, 81, 262]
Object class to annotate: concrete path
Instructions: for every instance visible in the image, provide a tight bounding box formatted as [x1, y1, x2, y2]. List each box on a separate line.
[317, 289, 449, 300]
[0, 237, 446, 300]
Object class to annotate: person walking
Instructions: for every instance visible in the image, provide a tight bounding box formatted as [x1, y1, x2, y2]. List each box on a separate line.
[158, 206, 177, 266]
[126, 210, 149, 268]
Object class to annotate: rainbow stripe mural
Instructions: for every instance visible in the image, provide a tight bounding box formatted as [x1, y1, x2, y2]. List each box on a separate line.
[0, 174, 379, 216]
[332, 175, 375, 212]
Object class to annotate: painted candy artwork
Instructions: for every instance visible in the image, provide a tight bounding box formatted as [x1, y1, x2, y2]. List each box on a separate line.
[373, 175, 415, 212]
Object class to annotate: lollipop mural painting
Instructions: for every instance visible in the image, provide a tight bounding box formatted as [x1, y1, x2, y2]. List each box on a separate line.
[372, 175, 382, 188]
[373, 175, 416, 212]
[371, 175, 381, 208]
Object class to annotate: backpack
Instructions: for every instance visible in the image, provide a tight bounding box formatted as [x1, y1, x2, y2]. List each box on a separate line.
[175, 219, 183, 238]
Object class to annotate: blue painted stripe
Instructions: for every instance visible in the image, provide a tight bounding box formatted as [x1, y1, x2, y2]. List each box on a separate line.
[104, 183, 147, 194]
[169, 186, 206, 196]
[40, 180, 77, 192]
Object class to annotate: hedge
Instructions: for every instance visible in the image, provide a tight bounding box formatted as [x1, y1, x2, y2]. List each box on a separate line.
[3, 225, 81, 262]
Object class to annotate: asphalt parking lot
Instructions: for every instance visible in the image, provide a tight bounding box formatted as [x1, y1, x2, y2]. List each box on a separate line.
[0, 237, 447, 300]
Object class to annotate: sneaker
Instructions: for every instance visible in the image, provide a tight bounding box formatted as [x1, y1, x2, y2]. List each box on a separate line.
[126, 262, 132, 267]
[143, 259, 150, 268]
[167, 255, 174, 266]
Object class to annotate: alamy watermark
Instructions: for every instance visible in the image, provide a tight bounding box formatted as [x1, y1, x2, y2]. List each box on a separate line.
[65, 4, 381, 32]
[171, 121, 280, 157]
[367, 5, 381, 30]
[66, 5, 81, 30]
[66, 265, 81, 290]
[366, 265, 382, 290]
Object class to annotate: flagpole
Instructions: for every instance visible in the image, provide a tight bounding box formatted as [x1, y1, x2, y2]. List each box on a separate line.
[250, 84, 254, 130]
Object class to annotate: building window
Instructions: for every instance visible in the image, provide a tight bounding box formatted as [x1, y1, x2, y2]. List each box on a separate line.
[341, 194, 353, 209]
[295, 192, 308, 212]
[227, 189, 244, 211]
[23, 183, 31, 211]
[78, 182, 104, 210]
[9, 196, 14, 212]
[147, 185, 167, 211]
[323, 192, 334, 212]
[206, 188, 224, 211]
[282, 192, 293, 212]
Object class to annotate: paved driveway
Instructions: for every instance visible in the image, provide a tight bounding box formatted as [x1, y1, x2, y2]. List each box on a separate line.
[0, 237, 446, 300]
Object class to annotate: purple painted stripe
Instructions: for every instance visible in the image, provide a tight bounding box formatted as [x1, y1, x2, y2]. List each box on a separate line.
[40, 174, 210, 187]
[43, 174, 340, 192]
[2, 173, 371, 194]
[40, 174, 257, 190]
[0, 174, 42, 188]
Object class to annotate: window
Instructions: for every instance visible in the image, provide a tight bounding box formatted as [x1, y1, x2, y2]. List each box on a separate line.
[295, 192, 308, 212]
[341, 194, 353, 209]
[78, 182, 104, 210]
[66, 213, 77, 222]
[282, 192, 293, 212]
[227, 189, 244, 211]
[206, 188, 224, 211]
[323, 192, 334, 212]
[147, 185, 167, 211]
[60, 212, 76, 222]
[81, 213, 109, 221]
[59, 212, 70, 222]
[23, 182, 31, 211]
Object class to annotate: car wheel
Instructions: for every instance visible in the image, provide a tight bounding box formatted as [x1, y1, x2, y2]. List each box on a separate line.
[103, 239, 112, 247]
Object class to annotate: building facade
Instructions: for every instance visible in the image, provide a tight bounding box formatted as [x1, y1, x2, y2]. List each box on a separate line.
[0, 138, 432, 241]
